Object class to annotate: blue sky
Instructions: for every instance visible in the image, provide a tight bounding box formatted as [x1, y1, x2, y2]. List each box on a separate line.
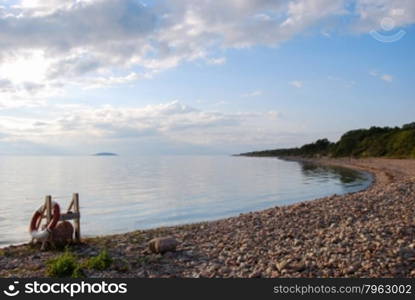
[0, 0, 414, 155]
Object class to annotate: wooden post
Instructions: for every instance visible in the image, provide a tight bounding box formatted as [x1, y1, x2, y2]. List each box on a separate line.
[67, 198, 74, 212]
[45, 195, 52, 224]
[41, 195, 53, 250]
[73, 193, 81, 242]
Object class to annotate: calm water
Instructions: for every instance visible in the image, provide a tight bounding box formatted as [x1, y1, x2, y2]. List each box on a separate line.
[0, 156, 372, 247]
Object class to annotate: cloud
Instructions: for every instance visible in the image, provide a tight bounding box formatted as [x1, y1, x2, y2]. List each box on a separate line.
[282, 0, 346, 29]
[80, 72, 142, 89]
[290, 80, 304, 88]
[369, 70, 393, 83]
[0, 0, 158, 94]
[327, 76, 356, 88]
[242, 90, 263, 98]
[353, 0, 415, 32]
[206, 57, 227, 65]
[0, 0, 412, 107]
[369, 70, 380, 77]
[0, 101, 293, 154]
[381, 74, 393, 82]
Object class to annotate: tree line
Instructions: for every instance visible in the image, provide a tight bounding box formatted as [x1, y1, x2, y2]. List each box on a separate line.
[239, 122, 415, 159]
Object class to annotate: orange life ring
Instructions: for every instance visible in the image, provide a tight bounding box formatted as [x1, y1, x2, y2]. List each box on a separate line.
[29, 202, 61, 239]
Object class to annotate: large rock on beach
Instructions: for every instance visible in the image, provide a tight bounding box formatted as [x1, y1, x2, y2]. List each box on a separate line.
[148, 237, 179, 254]
[51, 221, 74, 245]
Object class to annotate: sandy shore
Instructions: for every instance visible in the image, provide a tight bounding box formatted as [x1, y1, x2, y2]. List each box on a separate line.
[1, 158, 415, 278]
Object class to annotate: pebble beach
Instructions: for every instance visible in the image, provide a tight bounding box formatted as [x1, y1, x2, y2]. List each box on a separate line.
[1, 158, 415, 278]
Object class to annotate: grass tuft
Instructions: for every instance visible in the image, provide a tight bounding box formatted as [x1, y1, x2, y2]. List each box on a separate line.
[46, 251, 80, 278]
[86, 249, 112, 270]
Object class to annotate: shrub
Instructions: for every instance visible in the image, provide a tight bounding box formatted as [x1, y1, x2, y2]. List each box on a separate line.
[86, 249, 112, 270]
[46, 251, 79, 278]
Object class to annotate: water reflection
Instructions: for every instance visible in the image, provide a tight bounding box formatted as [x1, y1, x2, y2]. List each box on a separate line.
[299, 162, 370, 185]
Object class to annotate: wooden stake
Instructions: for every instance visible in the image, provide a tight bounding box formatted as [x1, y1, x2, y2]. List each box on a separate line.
[41, 195, 53, 250]
[45, 195, 52, 224]
[73, 193, 81, 242]
[67, 199, 74, 212]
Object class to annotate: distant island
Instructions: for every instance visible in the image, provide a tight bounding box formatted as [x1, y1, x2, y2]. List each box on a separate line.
[239, 122, 415, 159]
[93, 152, 118, 156]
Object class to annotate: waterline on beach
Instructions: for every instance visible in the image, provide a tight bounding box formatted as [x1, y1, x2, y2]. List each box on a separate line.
[0, 155, 371, 247]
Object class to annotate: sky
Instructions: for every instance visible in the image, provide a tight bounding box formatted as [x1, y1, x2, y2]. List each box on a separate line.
[0, 0, 414, 155]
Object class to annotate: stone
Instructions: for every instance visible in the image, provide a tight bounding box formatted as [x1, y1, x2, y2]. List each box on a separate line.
[51, 221, 73, 245]
[276, 259, 290, 272]
[148, 237, 179, 254]
[290, 262, 306, 272]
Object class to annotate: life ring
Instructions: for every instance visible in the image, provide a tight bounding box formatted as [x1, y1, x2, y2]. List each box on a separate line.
[29, 201, 61, 240]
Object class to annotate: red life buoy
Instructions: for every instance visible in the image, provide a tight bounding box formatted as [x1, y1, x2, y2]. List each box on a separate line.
[29, 202, 61, 240]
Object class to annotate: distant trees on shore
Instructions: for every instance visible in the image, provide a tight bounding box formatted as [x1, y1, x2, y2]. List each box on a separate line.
[240, 122, 415, 159]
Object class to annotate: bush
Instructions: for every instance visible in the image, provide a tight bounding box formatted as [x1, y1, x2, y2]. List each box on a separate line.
[86, 249, 112, 270]
[46, 251, 79, 278]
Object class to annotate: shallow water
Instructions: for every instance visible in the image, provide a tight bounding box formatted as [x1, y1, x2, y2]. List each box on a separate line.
[0, 155, 372, 247]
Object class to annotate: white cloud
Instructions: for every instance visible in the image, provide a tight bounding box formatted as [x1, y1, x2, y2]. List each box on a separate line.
[327, 76, 356, 88]
[282, 0, 346, 29]
[369, 70, 393, 83]
[353, 0, 415, 32]
[0, 0, 412, 114]
[381, 74, 393, 82]
[1, 0, 412, 104]
[0, 101, 294, 154]
[369, 70, 380, 77]
[290, 80, 304, 88]
[207, 57, 227, 65]
[242, 90, 263, 98]
[80, 72, 142, 90]
[321, 29, 332, 38]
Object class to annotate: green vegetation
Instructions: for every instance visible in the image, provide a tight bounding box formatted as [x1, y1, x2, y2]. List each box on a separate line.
[86, 249, 112, 271]
[240, 122, 415, 159]
[46, 249, 113, 277]
[46, 251, 80, 278]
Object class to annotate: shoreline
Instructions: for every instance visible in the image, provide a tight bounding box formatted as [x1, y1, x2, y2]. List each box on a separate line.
[1, 158, 415, 278]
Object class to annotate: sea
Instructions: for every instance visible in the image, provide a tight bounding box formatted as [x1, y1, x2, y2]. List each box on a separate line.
[0, 155, 372, 247]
